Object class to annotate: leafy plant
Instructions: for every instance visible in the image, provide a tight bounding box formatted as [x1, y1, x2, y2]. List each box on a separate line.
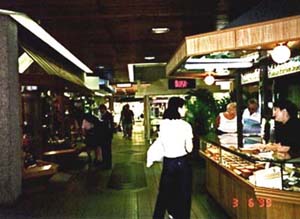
[185, 88, 218, 135]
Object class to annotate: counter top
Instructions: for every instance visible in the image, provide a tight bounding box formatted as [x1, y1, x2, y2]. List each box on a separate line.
[200, 132, 300, 164]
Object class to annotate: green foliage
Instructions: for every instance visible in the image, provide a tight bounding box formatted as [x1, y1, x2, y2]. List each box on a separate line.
[215, 96, 231, 114]
[185, 88, 218, 135]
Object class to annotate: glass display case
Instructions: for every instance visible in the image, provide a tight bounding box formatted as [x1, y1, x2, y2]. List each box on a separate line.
[200, 133, 300, 192]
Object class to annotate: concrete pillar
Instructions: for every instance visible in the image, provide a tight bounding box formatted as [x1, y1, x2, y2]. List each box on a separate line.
[0, 15, 22, 204]
[144, 95, 151, 142]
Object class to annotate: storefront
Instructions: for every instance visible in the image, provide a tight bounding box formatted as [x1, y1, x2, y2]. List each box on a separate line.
[166, 15, 300, 219]
[0, 10, 93, 204]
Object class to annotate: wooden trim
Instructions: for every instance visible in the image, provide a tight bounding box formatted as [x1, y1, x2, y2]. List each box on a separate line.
[236, 16, 300, 49]
[166, 39, 188, 76]
[200, 151, 300, 219]
[200, 151, 254, 188]
[186, 30, 236, 56]
[255, 187, 300, 205]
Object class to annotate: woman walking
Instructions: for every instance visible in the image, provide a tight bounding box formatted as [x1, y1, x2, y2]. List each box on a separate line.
[147, 97, 194, 219]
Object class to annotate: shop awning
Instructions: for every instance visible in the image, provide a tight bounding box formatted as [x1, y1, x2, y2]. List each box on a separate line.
[166, 15, 300, 76]
[0, 9, 93, 92]
[2, 9, 93, 74]
[21, 45, 85, 87]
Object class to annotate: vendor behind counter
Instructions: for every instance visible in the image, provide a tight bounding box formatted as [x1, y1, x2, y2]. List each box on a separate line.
[273, 99, 300, 156]
[242, 98, 261, 134]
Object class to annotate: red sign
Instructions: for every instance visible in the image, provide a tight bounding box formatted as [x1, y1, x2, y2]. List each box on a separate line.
[168, 79, 196, 89]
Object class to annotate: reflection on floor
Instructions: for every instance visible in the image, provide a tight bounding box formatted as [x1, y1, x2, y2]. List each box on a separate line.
[0, 123, 229, 219]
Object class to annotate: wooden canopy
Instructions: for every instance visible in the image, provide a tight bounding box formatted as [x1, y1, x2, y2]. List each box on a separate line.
[166, 15, 300, 76]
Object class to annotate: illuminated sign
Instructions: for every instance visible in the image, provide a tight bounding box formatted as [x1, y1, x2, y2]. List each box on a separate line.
[168, 79, 196, 89]
[268, 56, 300, 78]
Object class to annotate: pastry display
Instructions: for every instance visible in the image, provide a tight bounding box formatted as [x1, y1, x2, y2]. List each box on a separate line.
[203, 143, 300, 190]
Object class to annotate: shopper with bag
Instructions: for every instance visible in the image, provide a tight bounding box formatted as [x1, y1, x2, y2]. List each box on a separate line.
[147, 97, 194, 219]
[81, 113, 103, 166]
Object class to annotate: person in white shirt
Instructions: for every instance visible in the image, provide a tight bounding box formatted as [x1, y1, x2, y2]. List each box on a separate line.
[242, 98, 261, 133]
[216, 102, 237, 134]
[147, 97, 193, 219]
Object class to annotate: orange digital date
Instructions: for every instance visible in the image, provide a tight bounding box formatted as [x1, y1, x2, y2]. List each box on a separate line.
[232, 198, 272, 208]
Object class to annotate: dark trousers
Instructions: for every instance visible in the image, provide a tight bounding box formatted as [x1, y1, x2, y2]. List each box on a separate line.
[153, 155, 192, 219]
[101, 138, 112, 169]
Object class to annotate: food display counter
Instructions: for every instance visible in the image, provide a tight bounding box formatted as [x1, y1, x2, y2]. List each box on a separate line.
[199, 133, 300, 219]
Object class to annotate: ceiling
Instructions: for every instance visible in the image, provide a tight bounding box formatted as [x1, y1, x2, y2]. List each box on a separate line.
[0, 0, 262, 83]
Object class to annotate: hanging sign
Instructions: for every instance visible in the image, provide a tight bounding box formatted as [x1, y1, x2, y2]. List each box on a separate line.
[168, 79, 196, 89]
[241, 69, 260, 85]
[268, 56, 300, 78]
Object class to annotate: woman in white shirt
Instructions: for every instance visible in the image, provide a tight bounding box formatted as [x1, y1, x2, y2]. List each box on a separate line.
[216, 102, 237, 134]
[147, 97, 193, 219]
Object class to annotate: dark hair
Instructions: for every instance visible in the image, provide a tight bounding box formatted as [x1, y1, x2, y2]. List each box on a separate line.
[163, 97, 184, 120]
[83, 113, 99, 124]
[274, 99, 298, 118]
[99, 104, 107, 110]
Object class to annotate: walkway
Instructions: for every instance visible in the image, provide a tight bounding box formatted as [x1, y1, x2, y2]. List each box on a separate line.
[0, 122, 229, 219]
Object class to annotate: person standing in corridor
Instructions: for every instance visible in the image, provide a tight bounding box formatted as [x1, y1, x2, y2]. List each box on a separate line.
[99, 104, 114, 169]
[81, 113, 103, 165]
[147, 97, 194, 219]
[120, 104, 134, 139]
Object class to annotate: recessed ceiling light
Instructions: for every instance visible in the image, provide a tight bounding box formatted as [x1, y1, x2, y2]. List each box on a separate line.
[144, 56, 155, 60]
[96, 65, 105, 69]
[151, 27, 170, 34]
[116, 83, 132, 88]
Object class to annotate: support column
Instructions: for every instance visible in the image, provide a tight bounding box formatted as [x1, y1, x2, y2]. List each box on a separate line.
[144, 95, 151, 142]
[0, 15, 22, 204]
[235, 71, 243, 148]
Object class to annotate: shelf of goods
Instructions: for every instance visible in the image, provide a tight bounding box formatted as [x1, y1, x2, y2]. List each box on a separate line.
[199, 134, 300, 219]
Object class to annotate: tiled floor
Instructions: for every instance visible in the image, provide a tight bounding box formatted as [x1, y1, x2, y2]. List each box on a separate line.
[0, 123, 229, 219]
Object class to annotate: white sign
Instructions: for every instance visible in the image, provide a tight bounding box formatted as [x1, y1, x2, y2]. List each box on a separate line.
[241, 69, 260, 85]
[268, 56, 300, 78]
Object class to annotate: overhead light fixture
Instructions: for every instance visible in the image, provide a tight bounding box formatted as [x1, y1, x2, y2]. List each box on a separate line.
[204, 73, 215, 86]
[151, 27, 170, 34]
[116, 83, 132, 88]
[18, 52, 33, 73]
[96, 65, 105, 69]
[9, 12, 93, 73]
[271, 44, 291, 64]
[128, 64, 135, 82]
[185, 62, 253, 70]
[64, 92, 71, 97]
[144, 56, 155, 60]
[187, 56, 254, 63]
[26, 86, 38, 91]
[215, 68, 230, 76]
